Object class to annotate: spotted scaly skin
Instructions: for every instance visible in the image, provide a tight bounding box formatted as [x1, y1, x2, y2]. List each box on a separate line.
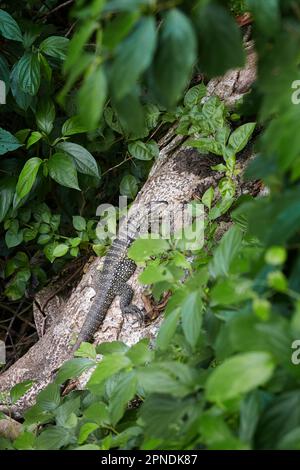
[72, 204, 165, 352]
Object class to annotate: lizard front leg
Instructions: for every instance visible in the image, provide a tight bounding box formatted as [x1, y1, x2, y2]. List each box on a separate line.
[116, 258, 146, 322]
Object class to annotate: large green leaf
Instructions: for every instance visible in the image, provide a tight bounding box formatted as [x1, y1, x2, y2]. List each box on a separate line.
[15, 53, 41, 96]
[181, 290, 204, 349]
[0, 176, 16, 222]
[78, 66, 107, 130]
[48, 153, 80, 190]
[111, 16, 157, 100]
[16, 158, 42, 199]
[0, 9, 22, 42]
[152, 9, 197, 107]
[0, 128, 22, 155]
[205, 352, 275, 403]
[194, 4, 245, 77]
[228, 123, 256, 154]
[209, 225, 243, 278]
[56, 142, 99, 178]
[40, 36, 69, 60]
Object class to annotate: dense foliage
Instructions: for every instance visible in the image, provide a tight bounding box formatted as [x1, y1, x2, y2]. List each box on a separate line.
[1, 0, 300, 451]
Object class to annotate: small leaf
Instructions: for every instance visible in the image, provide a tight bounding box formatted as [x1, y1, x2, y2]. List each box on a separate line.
[128, 238, 170, 262]
[119, 174, 138, 199]
[16, 158, 42, 199]
[209, 225, 243, 278]
[62, 116, 89, 136]
[36, 100, 55, 135]
[73, 216, 86, 231]
[27, 131, 43, 149]
[78, 423, 99, 445]
[0, 177, 16, 222]
[36, 384, 61, 411]
[128, 140, 158, 160]
[53, 244, 69, 258]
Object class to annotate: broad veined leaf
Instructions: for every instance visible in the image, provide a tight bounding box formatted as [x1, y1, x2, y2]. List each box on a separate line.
[10, 380, 34, 404]
[36, 384, 61, 411]
[119, 174, 138, 199]
[0, 176, 16, 222]
[151, 9, 197, 107]
[187, 138, 224, 156]
[228, 123, 256, 154]
[56, 142, 99, 178]
[128, 237, 170, 262]
[55, 358, 95, 384]
[111, 16, 157, 100]
[64, 21, 97, 73]
[53, 244, 69, 258]
[87, 354, 132, 392]
[128, 140, 159, 160]
[0, 128, 22, 155]
[10, 62, 33, 110]
[78, 66, 107, 130]
[16, 158, 42, 199]
[0, 9, 22, 42]
[27, 131, 43, 149]
[205, 352, 275, 403]
[36, 427, 71, 450]
[40, 36, 69, 60]
[184, 83, 207, 108]
[15, 52, 41, 96]
[181, 290, 204, 348]
[36, 100, 55, 135]
[194, 3, 245, 77]
[209, 225, 243, 278]
[48, 152, 80, 190]
[62, 116, 90, 136]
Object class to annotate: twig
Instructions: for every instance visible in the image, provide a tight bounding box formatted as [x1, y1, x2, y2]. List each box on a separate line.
[40, 0, 74, 19]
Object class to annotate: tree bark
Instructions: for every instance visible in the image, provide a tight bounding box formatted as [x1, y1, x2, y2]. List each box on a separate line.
[0, 42, 257, 417]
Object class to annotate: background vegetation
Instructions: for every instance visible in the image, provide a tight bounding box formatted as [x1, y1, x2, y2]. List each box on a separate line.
[1, 0, 300, 450]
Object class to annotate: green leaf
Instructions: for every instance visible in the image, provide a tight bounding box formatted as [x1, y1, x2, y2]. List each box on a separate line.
[109, 372, 137, 425]
[16, 52, 41, 96]
[62, 116, 89, 137]
[73, 215, 86, 231]
[36, 100, 55, 135]
[0, 128, 22, 155]
[83, 402, 110, 426]
[126, 339, 153, 366]
[0, 54, 10, 92]
[57, 142, 99, 178]
[53, 244, 69, 258]
[209, 225, 243, 278]
[194, 3, 245, 77]
[156, 309, 180, 350]
[48, 152, 80, 191]
[181, 291, 204, 348]
[265, 246, 287, 266]
[228, 123, 256, 154]
[184, 83, 207, 108]
[10, 380, 34, 404]
[111, 16, 157, 100]
[78, 423, 99, 445]
[187, 138, 224, 156]
[36, 384, 61, 411]
[205, 352, 275, 403]
[78, 66, 107, 130]
[202, 186, 214, 210]
[55, 358, 95, 385]
[128, 140, 159, 160]
[36, 427, 71, 450]
[119, 174, 138, 199]
[247, 0, 280, 38]
[40, 36, 69, 60]
[0, 9, 22, 42]
[152, 9, 197, 107]
[16, 157, 42, 199]
[27, 131, 43, 149]
[103, 11, 140, 49]
[87, 354, 132, 391]
[0, 177, 16, 222]
[128, 238, 170, 262]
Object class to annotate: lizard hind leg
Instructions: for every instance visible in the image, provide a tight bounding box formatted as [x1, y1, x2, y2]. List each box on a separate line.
[119, 283, 146, 324]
